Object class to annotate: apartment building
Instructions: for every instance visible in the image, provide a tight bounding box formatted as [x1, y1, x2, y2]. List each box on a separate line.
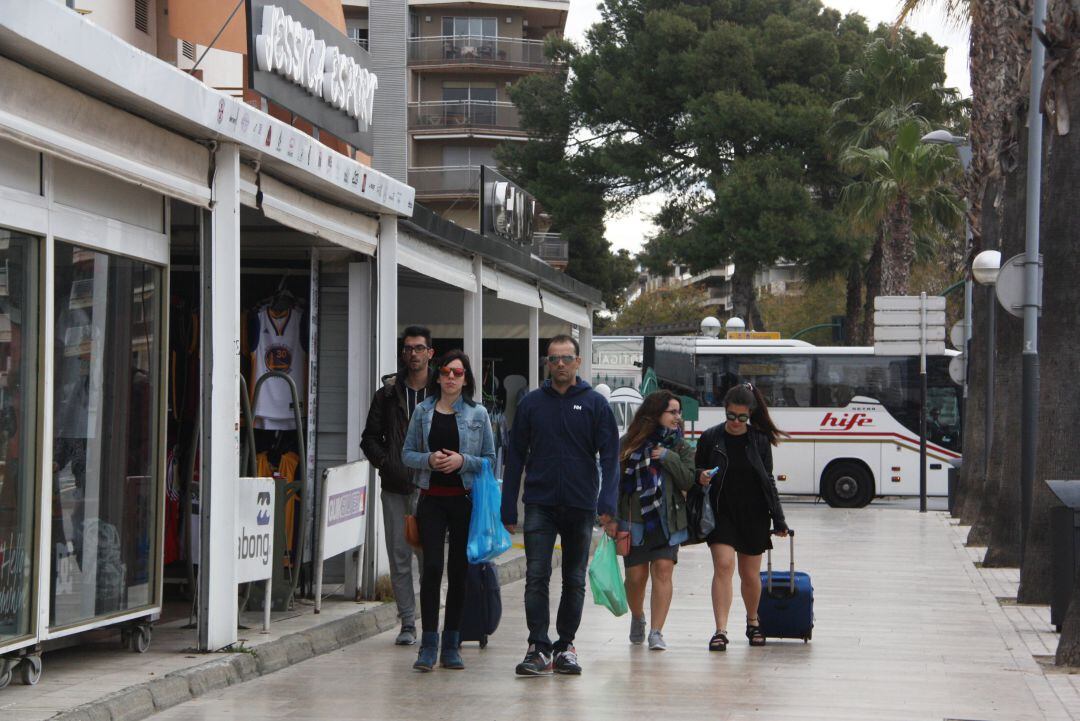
[343, 0, 569, 268]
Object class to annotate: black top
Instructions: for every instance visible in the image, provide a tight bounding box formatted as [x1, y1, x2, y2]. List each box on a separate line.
[717, 429, 766, 508]
[428, 410, 463, 488]
[405, 386, 427, 418]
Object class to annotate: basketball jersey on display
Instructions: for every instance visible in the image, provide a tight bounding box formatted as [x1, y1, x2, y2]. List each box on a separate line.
[252, 306, 306, 430]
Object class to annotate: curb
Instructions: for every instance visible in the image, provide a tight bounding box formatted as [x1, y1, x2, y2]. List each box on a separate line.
[52, 549, 545, 721]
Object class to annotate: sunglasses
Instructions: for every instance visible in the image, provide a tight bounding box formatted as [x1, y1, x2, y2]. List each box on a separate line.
[726, 412, 750, 423]
[402, 344, 430, 355]
[547, 354, 576, 365]
[439, 366, 465, 378]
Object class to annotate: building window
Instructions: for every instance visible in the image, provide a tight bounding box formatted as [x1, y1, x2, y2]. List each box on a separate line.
[134, 0, 149, 34]
[409, 13, 420, 39]
[442, 17, 497, 39]
[181, 40, 196, 61]
[0, 229, 38, 645]
[50, 242, 162, 628]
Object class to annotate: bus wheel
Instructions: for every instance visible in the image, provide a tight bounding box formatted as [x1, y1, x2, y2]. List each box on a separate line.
[821, 462, 873, 508]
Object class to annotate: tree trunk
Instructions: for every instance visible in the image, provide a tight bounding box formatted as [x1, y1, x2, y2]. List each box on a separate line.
[956, 178, 1002, 527]
[845, 262, 865, 345]
[730, 265, 762, 330]
[978, 127, 1027, 569]
[862, 227, 885, 344]
[882, 194, 915, 297]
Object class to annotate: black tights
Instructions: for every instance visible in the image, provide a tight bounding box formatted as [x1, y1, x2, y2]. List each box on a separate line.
[417, 494, 472, 634]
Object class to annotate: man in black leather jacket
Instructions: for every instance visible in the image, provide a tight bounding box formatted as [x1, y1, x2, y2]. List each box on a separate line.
[361, 326, 434, 645]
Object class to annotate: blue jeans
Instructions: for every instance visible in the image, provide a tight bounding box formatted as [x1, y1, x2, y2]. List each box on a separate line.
[523, 503, 594, 653]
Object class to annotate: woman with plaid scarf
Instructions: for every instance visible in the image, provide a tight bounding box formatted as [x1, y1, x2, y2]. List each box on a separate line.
[616, 390, 696, 651]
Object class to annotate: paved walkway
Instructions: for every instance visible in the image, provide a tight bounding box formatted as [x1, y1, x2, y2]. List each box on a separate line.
[146, 504, 1078, 721]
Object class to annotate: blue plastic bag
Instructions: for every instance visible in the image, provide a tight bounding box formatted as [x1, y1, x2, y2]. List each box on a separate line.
[467, 459, 513, 564]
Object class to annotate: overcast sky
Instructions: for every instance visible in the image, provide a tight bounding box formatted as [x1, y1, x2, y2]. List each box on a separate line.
[562, 1, 971, 256]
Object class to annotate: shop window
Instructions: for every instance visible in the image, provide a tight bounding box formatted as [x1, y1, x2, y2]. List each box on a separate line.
[0, 230, 38, 645]
[51, 242, 161, 628]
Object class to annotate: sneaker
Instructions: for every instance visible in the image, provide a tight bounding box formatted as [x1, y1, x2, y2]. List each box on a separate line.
[647, 630, 667, 651]
[515, 645, 553, 676]
[395, 625, 417, 646]
[553, 646, 582, 675]
[629, 615, 646, 645]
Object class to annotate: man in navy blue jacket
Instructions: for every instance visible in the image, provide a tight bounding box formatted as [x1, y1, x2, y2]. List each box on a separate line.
[501, 334, 619, 676]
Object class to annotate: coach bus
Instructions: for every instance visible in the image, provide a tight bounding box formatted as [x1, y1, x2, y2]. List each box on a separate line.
[650, 337, 962, 507]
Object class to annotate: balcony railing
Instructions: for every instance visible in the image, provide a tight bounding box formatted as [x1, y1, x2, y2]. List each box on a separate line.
[407, 35, 553, 69]
[408, 166, 481, 197]
[408, 101, 521, 132]
[532, 232, 568, 264]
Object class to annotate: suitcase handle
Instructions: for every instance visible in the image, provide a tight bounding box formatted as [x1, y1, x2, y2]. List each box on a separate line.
[765, 529, 795, 596]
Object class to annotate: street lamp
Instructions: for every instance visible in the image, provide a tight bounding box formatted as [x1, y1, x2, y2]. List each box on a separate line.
[971, 249, 1001, 477]
[922, 129, 975, 491]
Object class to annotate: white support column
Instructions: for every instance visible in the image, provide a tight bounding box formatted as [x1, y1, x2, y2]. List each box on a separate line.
[199, 143, 241, 651]
[528, 306, 540, 391]
[345, 261, 371, 600]
[363, 215, 398, 597]
[376, 215, 399, 378]
[579, 308, 593, 384]
[463, 256, 484, 402]
[347, 262, 372, 463]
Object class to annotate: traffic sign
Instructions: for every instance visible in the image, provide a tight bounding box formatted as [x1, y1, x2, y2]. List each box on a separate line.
[875, 325, 946, 342]
[874, 340, 947, 356]
[950, 320, 968, 350]
[873, 310, 946, 327]
[874, 295, 946, 312]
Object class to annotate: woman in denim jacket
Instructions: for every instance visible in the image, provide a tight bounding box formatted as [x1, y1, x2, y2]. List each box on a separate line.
[402, 349, 496, 672]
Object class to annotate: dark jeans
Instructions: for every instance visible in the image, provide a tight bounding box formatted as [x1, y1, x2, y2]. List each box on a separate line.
[417, 494, 472, 634]
[523, 503, 594, 653]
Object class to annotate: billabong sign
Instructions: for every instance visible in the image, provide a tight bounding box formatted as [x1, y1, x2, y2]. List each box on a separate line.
[236, 477, 276, 584]
[247, 0, 376, 154]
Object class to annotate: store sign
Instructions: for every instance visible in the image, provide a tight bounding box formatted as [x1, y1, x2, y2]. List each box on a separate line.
[247, 0, 376, 154]
[236, 477, 276, 584]
[480, 166, 537, 246]
[320, 460, 368, 560]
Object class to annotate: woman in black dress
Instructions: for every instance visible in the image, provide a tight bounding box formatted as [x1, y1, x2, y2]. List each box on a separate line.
[694, 383, 788, 651]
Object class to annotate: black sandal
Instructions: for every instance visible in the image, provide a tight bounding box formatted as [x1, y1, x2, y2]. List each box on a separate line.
[708, 631, 729, 652]
[746, 618, 766, 647]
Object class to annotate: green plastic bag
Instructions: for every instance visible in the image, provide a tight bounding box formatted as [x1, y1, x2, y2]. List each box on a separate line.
[588, 535, 629, 617]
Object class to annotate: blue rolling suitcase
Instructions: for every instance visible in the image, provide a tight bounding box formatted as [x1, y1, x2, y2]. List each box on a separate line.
[459, 562, 502, 648]
[758, 531, 814, 642]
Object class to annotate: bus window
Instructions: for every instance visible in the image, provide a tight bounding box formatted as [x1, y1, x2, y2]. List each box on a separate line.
[815, 356, 911, 409]
[928, 357, 962, 451]
[728, 355, 813, 408]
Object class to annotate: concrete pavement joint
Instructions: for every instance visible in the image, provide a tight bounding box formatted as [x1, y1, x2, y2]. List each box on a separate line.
[48, 550, 534, 721]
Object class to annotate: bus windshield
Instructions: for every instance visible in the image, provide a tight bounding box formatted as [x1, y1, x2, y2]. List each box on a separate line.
[655, 349, 962, 452]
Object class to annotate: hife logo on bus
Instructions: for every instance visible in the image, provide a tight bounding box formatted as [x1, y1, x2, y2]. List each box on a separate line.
[820, 412, 873, 431]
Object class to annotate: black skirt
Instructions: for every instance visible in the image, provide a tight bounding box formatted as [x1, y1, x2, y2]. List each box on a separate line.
[706, 470, 773, 556]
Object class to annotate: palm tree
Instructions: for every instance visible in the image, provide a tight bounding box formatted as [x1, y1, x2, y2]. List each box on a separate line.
[839, 119, 964, 338]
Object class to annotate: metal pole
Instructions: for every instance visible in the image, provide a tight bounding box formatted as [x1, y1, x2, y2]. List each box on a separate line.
[313, 469, 329, 614]
[919, 292, 928, 513]
[984, 285, 995, 474]
[1020, 0, 1047, 567]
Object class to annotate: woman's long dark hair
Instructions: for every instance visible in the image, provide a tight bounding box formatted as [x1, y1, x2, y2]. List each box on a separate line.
[427, 349, 477, 405]
[620, 390, 680, 462]
[723, 383, 784, 446]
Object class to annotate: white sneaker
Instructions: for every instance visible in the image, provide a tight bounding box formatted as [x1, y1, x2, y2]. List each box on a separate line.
[647, 630, 667, 651]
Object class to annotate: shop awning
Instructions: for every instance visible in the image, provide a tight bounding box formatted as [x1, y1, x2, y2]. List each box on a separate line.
[398, 233, 477, 292]
[483, 267, 542, 309]
[239, 167, 378, 255]
[541, 291, 592, 329]
[0, 56, 211, 208]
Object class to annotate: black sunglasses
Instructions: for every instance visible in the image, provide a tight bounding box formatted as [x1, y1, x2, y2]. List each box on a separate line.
[547, 354, 576, 365]
[726, 411, 750, 423]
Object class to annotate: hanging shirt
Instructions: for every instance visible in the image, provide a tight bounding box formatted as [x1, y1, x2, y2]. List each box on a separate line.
[252, 306, 307, 430]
